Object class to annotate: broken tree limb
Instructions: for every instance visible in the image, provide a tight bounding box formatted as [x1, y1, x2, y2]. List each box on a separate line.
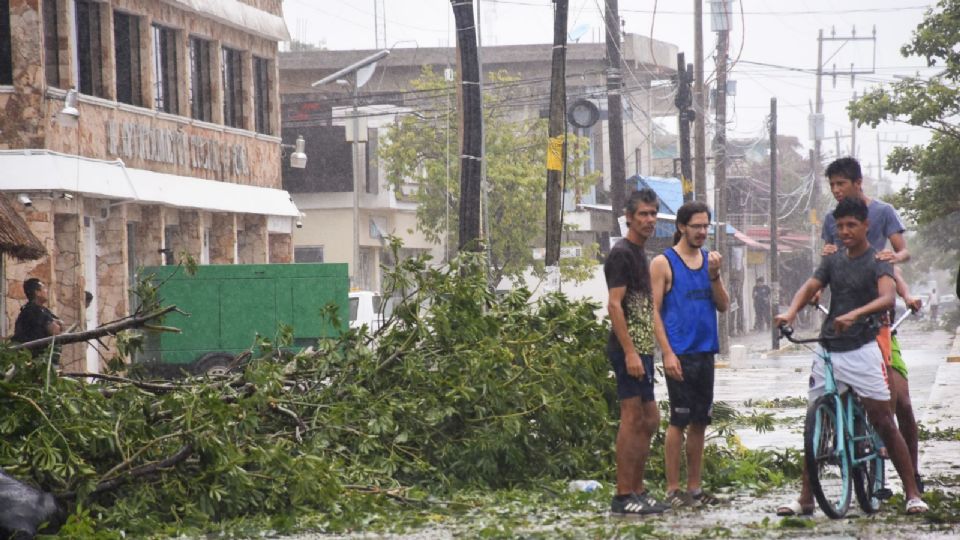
[10, 306, 179, 352]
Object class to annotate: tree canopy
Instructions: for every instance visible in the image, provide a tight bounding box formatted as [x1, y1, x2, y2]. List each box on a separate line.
[378, 68, 599, 285]
[848, 0, 960, 269]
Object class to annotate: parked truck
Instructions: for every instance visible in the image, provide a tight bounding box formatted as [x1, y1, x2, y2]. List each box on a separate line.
[136, 263, 349, 375]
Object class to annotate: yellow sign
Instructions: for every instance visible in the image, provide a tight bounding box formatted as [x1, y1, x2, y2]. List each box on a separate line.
[809, 208, 819, 225]
[546, 135, 565, 171]
[681, 175, 693, 195]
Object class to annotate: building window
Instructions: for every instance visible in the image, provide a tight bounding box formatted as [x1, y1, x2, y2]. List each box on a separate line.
[189, 36, 213, 122]
[114, 11, 142, 106]
[221, 46, 243, 128]
[152, 24, 179, 114]
[294, 246, 324, 263]
[0, 0, 12, 85]
[75, 0, 105, 97]
[42, 0, 60, 87]
[253, 56, 271, 134]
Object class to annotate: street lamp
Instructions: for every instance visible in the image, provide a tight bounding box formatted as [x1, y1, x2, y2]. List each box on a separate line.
[311, 49, 389, 289]
[286, 135, 308, 169]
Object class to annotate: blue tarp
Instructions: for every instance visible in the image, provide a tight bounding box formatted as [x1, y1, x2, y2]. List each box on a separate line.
[629, 175, 736, 237]
[631, 175, 684, 216]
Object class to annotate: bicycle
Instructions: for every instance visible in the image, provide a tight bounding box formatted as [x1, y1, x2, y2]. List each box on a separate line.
[778, 308, 912, 519]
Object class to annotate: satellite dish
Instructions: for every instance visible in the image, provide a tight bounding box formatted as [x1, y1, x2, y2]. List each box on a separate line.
[568, 24, 589, 43]
[356, 62, 378, 89]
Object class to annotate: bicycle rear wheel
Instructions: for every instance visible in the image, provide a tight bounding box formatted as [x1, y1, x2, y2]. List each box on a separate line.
[804, 395, 851, 519]
[851, 398, 885, 514]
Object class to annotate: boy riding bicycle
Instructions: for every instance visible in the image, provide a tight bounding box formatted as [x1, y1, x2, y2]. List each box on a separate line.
[774, 197, 927, 515]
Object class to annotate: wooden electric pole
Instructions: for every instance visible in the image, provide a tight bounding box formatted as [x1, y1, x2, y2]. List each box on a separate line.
[693, 0, 707, 202]
[545, 0, 568, 267]
[714, 3, 730, 356]
[451, 0, 482, 252]
[605, 0, 626, 236]
[769, 97, 779, 351]
[676, 52, 693, 202]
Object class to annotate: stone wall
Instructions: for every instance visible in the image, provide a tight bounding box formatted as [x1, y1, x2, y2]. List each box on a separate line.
[268, 233, 293, 263]
[177, 210, 203, 262]
[53, 212, 85, 370]
[133, 205, 164, 268]
[210, 213, 237, 264]
[238, 214, 267, 264]
[94, 204, 128, 357]
[2, 196, 55, 335]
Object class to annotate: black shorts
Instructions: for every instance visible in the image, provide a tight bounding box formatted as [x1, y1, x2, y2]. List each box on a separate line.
[608, 347, 655, 402]
[665, 352, 715, 427]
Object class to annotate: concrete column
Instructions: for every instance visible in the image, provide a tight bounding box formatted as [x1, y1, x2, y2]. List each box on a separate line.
[95, 203, 128, 324]
[268, 233, 293, 263]
[177, 210, 203, 262]
[241, 51, 255, 131]
[238, 214, 267, 264]
[209, 213, 237, 264]
[53, 211, 84, 370]
[99, 1, 116, 101]
[138, 14, 155, 108]
[134, 205, 165, 268]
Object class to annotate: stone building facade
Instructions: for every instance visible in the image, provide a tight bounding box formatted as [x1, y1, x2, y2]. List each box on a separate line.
[0, 0, 298, 371]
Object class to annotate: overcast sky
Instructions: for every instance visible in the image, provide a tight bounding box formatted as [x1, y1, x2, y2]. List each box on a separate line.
[282, 0, 938, 189]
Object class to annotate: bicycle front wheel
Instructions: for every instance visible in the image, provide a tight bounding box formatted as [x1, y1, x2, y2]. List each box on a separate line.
[851, 399, 885, 514]
[805, 395, 851, 519]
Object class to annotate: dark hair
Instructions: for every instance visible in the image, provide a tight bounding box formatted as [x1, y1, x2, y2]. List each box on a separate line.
[672, 201, 711, 245]
[24, 278, 43, 301]
[825, 157, 863, 182]
[624, 187, 659, 215]
[832, 196, 869, 222]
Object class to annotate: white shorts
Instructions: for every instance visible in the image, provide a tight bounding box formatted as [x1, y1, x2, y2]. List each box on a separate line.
[808, 341, 890, 402]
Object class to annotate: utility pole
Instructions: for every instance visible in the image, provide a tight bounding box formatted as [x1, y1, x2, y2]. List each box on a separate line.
[713, 0, 730, 356]
[812, 29, 824, 212]
[545, 0, 568, 268]
[769, 97, 779, 351]
[812, 26, 877, 209]
[693, 0, 706, 202]
[676, 52, 694, 202]
[451, 0, 483, 252]
[851, 91, 857, 157]
[605, 0, 626, 236]
[476, 0, 492, 279]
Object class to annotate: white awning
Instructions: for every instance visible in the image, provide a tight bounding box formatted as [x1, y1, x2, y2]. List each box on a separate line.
[160, 0, 290, 42]
[0, 150, 300, 218]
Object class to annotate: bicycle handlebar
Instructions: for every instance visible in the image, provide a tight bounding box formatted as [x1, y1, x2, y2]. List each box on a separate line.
[814, 303, 916, 332]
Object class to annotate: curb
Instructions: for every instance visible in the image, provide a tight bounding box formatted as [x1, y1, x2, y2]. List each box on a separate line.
[948, 326, 960, 363]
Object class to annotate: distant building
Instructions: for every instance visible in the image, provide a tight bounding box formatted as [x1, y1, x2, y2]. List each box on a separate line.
[278, 36, 680, 290]
[0, 0, 297, 371]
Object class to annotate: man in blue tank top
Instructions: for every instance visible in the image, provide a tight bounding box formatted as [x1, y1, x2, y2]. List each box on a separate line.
[650, 201, 729, 508]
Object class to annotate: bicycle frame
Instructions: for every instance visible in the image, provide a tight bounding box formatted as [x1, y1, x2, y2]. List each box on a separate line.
[779, 313, 907, 517]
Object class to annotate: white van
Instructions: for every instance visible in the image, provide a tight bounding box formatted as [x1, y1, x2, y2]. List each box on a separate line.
[348, 291, 393, 332]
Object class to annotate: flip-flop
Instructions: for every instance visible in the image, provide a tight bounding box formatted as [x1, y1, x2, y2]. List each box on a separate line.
[776, 500, 815, 516]
[906, 498, 928, 515]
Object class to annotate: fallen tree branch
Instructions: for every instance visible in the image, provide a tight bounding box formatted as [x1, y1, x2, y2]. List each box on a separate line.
[58, 372, 182, 393]
[11, 306, 179, 351]
[57, 443, 195, 499]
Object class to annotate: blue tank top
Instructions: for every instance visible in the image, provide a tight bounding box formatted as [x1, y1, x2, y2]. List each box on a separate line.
[662, 247, 719, 355]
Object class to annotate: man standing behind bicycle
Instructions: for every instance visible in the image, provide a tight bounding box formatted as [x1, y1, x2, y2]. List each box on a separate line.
[651, 201, 729, 508]
[775, 197, 927, 515]
[818, 156, 925, 494]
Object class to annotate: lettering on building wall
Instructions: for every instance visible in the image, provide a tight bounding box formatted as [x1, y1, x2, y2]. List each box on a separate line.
[106, 120, 250, 177]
